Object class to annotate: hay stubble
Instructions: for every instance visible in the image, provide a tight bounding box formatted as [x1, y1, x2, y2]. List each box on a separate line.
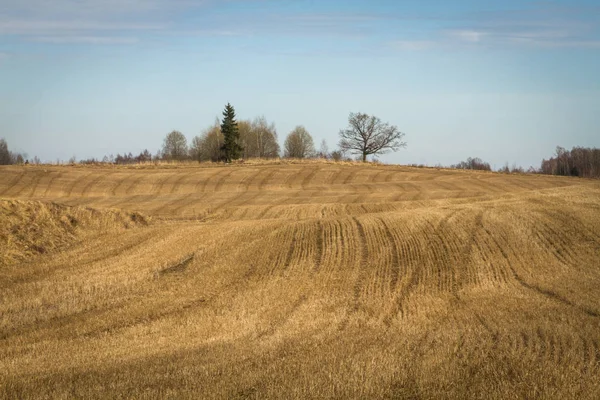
[0, 163, 599, 399]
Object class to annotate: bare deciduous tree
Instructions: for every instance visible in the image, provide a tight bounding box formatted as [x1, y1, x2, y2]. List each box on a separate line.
[284, 126, 315, 159]
[339, 112, 406, 162]
[0, 138, 11, 165]
[238, 117, 280, 159]
[162, 130, 188, 161]
[318, 139, 329, 159]
[190, 119, 224, 162]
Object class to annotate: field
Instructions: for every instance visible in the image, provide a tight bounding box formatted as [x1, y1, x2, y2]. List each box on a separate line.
[1, 162, 600, 399]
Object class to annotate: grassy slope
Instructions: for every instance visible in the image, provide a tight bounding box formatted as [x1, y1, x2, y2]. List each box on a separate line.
[0, 162, 599, 399]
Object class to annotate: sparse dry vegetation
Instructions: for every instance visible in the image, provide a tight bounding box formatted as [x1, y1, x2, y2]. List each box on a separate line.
[1, 162, 599, 399]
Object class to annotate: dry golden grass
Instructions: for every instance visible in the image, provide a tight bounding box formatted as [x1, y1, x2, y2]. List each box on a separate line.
[0, 163, 599, 399]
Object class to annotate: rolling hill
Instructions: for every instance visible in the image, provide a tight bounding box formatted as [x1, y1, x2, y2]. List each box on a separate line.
[1, 161, 599, 399]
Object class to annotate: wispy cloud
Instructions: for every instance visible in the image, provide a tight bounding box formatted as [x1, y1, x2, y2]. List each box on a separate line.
[0, 0, 198, 45]
[1, 0, 599, 50]
[440, 3, 600, 49]
[31, 36, 140, 45]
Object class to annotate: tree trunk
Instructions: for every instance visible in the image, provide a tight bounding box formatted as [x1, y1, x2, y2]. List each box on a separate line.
[362, 152, 367, 162]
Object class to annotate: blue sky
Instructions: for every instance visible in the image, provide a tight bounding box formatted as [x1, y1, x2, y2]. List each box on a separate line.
[1, 0, 599, 168]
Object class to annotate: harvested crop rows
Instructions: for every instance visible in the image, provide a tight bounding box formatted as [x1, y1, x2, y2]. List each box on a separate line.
[1, 162, 599, 399]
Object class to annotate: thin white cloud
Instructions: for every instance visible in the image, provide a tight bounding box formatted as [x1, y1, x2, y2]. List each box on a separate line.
[0, 20, 165, 35]
[31, 36, 140, 44]
[1, 0, 599, 50]
[446, 30, 487, 43]
[0, 0, 203, 44]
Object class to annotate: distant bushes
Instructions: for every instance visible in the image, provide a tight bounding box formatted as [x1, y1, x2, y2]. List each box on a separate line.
[540, 146, 600, 178]
[0, 138, 27, 165]
[451, 157, 492, 171]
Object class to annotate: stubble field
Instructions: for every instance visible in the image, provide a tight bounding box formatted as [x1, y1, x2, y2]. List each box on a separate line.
[1, 161, 599, 399]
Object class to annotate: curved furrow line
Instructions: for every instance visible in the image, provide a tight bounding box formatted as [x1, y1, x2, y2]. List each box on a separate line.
[534, 327, 549, 363]
[342, 168, 359, 185]
[112, 172, 137, 196]
[477, 215, 520, 286]
[300, 166, 321, 189]
[351, 217, 369, 309]
[80, 171, 118, 197]
[256, 294, 308, 339]
[214, 191, 262, 215]
[8, 229, 159, 287]
[421, 211, 459, 294]
[579, 335, 600, 374]
[63, 172, 94, 198]
[432, 209, 479, 290]
[124, 173, 147, 196]
[278, 168, 297, 188]
[337, 217, 362, 331]
[456, 210, 485, 289]
[153, 193, 194, 217]
[316, 220, 334, 277]
[230, 169, 254, 192]
[79, 172, 105, 197]
[481, 217, 600, 319]
[22, 171, 46, 198]
[592, 340, 600, 371]
[109, 173, 130, 196]
[164, 171, 191, 195]
[403, 216, 428, 298]
[384, 170, 397, 183]
[527, 218, 573, 266]
[538, 209, 600, 264]
[193, 168, 223, 193]
[548, 332, 563, 365]
[257, 168, 278, 190]
[240, 168, 263, 191]
[298, 223, 317, 272]
[378, 216, 416, 325]
[312, 220, 325, 274]
[328, 168, 344, 185]
[9, 172, 37, 198]
[378, 217, 401, 293]
[0, 171, 26, 196]
[254, 204, 276, 220]
[150, 172, 172, 195]
[274, 225, 297, 272]
[41, 171, 64, 197]
[363, 217, 389, 300]
[287, 166, 314, 190]
[369, 169, 387, 184]
[213, 169, 236, 192]
[470, 228, 502, 287]
[506, 176, 536, 191]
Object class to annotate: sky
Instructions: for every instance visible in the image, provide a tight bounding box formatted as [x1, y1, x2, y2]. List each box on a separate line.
[1, 0, 599, 168]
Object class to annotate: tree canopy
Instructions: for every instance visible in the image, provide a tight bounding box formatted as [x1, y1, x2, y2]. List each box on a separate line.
[284, 126, 315, 159]
[162, 131, 188, 161]
[339, 112, 406, 162]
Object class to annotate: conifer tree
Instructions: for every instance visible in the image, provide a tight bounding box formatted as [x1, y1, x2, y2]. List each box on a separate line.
[220, 103, 242, 162]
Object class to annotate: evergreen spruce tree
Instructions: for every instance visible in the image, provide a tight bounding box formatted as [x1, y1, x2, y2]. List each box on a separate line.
[220, 103, 242, 162]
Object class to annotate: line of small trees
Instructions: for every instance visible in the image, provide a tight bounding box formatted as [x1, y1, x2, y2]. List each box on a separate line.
[0, 138, 30, 165]
[449, 146, 600, 177]
[1, 105, 408, 165]
[154, 105, 407, 164]
[540, 146, 600, 178]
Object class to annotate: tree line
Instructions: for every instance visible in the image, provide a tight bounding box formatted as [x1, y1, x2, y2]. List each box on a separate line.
[127, 105, 407, 164]
[540, 146, 600, 178]
[2, 103, 598, 179]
